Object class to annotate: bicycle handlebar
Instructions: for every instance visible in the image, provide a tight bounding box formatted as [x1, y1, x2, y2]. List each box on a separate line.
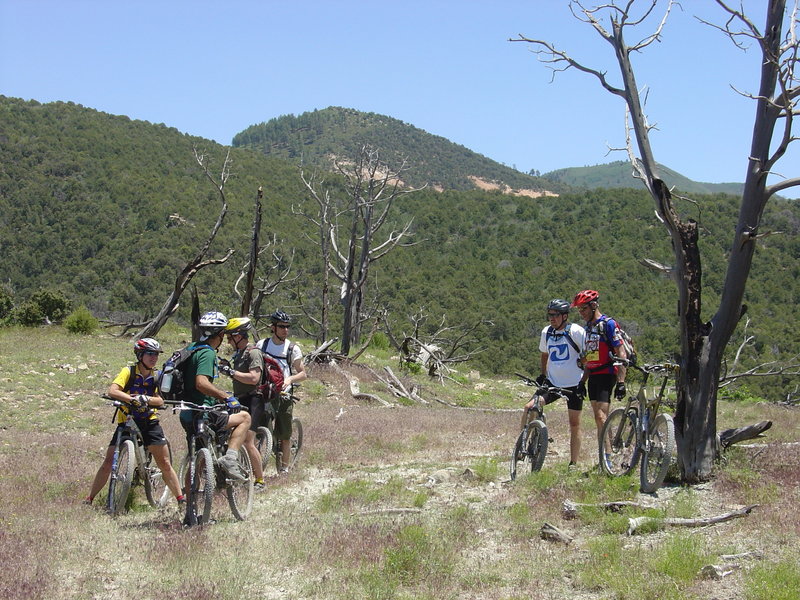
[514, 373, 574, 396]
[101, 394, 167, 411]
[161, 399, 249, 413]
[612, 359, 679, 375]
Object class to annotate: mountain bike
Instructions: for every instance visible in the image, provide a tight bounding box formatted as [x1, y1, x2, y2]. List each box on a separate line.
[509, 374, 571, 480]
[254, 391, 303, 474]
[103, 396, 172, 515]
[166, 400, 254, 526]
[598, 361, 678, 493]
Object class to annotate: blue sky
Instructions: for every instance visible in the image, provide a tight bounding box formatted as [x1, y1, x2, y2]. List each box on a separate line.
[1, 1, 797, 197]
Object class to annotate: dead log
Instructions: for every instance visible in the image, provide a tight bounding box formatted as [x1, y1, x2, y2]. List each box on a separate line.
[719, 421, 772, 449]
[540, 522, 573, 544]
[562, 499, 650, 520]
[627, 504, 758, 535]
[331, 362, 393, 406]
[352, 508, 422, 517]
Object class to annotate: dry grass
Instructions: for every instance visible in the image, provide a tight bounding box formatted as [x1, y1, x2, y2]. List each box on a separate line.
[0, 325, 798, 599]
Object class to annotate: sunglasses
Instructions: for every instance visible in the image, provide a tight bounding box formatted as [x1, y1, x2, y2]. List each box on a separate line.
[546, 313, 561, 318]
[143, 351, 160, 356]
[275, 324, 290, 329]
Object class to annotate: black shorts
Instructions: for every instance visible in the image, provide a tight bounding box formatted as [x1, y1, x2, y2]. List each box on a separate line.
[239, 393, 265, 433]
[108, 420, 167, 448]
[180, 410, 230, 447]
[588, 374, 616, 404]
[543, 386, 583, 411]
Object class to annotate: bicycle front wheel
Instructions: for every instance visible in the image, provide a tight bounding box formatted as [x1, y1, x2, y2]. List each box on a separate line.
[187, 448, 214, 526]
[226, 448, 254, 520]
[640, 413, 675, 493]
[143, 441, 172, 508]
[107, 439, 135, 515]
[255, 426, 273, 474]
[599, 408, 640, 476]
[527, 420, 548, 472]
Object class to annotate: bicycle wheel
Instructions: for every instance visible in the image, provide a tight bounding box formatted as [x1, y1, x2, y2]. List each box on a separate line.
[226, 448, 254, 520]
[599, 407, 640, 476]
[186, 447, 214, 526]
[640, 413, 675, 493]
[255, 426, 273, 474]
[143, 441, 172, 508]
[527, 419, 548, 472]
[288, 418, 303, 468]
[107, 439, 135, 515]
[509, 429, 527, 481]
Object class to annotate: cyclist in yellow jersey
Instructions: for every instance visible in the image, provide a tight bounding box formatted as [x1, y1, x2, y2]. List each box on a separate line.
[85, 338, 183, 505]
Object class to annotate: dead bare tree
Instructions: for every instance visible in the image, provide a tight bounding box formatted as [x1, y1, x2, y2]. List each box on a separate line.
[389, 308, 490, 380]
[512, 0, 800, 482]
[136, 148, 234, 340]
[298, 145, 424, 355]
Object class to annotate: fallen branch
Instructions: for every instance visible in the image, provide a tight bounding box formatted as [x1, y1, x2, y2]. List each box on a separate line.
[718, 421, 772, 449]
[331, 362, 393, 406]
[540, 522, 573, 544]
[384, 366, 428, 404]
[562, 499, 650, 520]
[627, 505, 758, 536]
[353, 508, 422, 516]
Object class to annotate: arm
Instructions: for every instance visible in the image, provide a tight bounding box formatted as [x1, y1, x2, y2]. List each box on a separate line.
[286, 358, 308, 389]
[540, 351, 548, 377]
[195, 374, 229, 402]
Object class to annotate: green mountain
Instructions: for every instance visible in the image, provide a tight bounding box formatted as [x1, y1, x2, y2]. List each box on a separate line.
[1, 96, 797, 401]
[542, 160, 744, 196]
[232, 106, 571, 195]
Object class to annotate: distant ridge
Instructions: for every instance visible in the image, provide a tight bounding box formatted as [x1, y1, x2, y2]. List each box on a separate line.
[232, 107, 570, 195]
[542, 160, 744, 197]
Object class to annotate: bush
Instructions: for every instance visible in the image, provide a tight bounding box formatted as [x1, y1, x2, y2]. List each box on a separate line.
[0, 289, 13, 323]
[29, 288, 72, 322]
[14, 301, 45, 326]
[64, 306, 99, 334]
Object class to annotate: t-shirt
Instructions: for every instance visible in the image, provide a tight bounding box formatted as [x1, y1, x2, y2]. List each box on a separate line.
[538, 323, 585, 387]
[112, 364, 159, 423]
[179, 343, 218, 426]
[258, 338, 302, 380]
[231, 345, 263, 398]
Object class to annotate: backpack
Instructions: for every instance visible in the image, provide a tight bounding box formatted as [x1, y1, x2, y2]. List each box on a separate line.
[546, 323, 581, 354]
[254, 340, 296, 401]
[157, 344, 210, 401]
[594, 316, 637, 367]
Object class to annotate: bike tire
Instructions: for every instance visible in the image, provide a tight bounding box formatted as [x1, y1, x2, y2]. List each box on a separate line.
[255, 426, 273, 474]
[226, 447, 254, 521]
[107, 439, 135, 515]
[187, 447, 214, 526]
[509, 430, 526, 481]
[143, 441, 172, 508]
[288, 418, 303, 468]
[599, 407, 640, 476]
[527, 419, 548, 472]
[640, 413, 675, 493]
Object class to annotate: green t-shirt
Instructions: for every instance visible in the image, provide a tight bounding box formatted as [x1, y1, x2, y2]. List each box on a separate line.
[183, 343, 218, 406]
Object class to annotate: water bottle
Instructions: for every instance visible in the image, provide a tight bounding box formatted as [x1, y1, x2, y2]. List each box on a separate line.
[160, 361, 174, 393]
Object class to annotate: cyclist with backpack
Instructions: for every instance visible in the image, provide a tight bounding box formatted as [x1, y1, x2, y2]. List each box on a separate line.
[178, 311, 251, 482]
[85, 338, 183, 505]
[256, 310, 307, 474]
[571, 290, 627, 446]
[527, 299, 587, 469]
[219, 316, 267, 491]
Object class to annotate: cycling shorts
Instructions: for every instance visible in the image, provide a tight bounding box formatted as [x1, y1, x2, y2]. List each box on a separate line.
[108, 420, 167, 448]
[545, 386, 583, 411]
[588, 374, 616, 404]
[180, 410, 230, 447]
[239, 393, 265, 433]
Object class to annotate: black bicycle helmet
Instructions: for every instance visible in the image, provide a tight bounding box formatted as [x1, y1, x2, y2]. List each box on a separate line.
[269, 310, 291, 324]
[547, 299, 571, 314]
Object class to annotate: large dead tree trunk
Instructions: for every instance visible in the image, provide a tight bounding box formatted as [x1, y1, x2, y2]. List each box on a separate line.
[513, 0, 800, 483]
[239, 187, 262, 317]
[137, 149, 234, 340]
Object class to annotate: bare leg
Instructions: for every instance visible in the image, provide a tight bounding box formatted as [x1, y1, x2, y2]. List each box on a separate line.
[148, 443, 183, 500]
[86, 445, 115, 502]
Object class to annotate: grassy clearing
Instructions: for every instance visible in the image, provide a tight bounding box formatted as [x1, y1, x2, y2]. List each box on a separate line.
[0, 326, 798, 599]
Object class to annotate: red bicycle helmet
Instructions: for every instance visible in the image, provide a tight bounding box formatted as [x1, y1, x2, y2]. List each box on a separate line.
[571, 290, 599, 307]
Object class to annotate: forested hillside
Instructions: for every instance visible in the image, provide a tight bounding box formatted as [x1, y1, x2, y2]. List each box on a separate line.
[542, 161, 744, 196]
[232, 106, 570, 194]
[1, 96, 798, 400]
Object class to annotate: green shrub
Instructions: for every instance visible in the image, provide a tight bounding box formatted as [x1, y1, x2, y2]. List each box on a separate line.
[14, 301, 45, 326]
[0, 288, 13, 322]
[370, 331, 390, 350]
[64, 306, 99, 334]
[29, 288, 72, 322]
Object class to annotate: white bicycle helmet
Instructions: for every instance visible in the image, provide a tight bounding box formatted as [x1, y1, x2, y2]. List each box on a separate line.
[134, 337, 162, 358]
[198, 311, 228, 340]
